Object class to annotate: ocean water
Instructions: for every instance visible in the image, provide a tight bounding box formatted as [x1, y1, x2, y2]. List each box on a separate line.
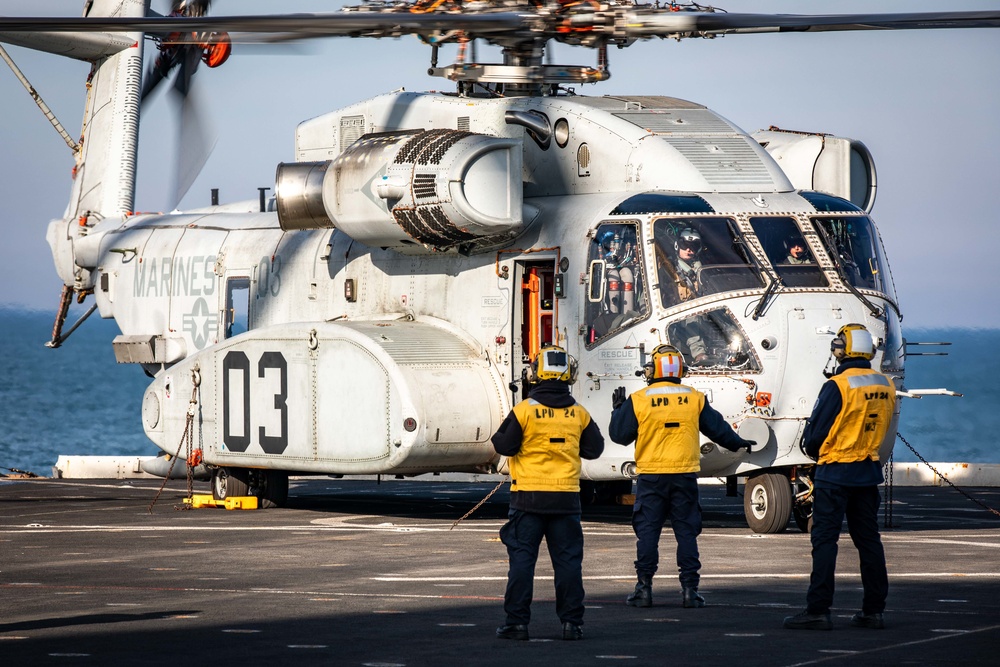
[1, 309, 998, 475]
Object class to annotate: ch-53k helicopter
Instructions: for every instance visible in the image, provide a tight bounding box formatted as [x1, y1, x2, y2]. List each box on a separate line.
[2, 1, 994, 532]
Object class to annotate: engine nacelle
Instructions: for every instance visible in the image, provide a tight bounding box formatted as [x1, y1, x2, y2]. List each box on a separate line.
[753, 128, 877, 212]
[276, 129, 523, 252]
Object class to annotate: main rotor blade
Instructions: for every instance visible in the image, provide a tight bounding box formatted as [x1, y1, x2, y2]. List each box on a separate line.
[2, 8, 998, 55]
[0, 12, 533, 41]
[619, 11, 1000, 38]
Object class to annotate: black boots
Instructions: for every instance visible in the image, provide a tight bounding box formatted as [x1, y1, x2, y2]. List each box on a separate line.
[562, 621, 583, 640]
[783, 610, 833, 631]
[682, 586, 705, 608]
[850, 612, 885, 629]
[626, 574, 653, 607]
[495, 624, 529, 640]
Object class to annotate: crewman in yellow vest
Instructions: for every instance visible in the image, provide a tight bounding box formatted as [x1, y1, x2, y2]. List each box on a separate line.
[492, 346, 605, 641]
[784, 323, 896, 631]
[609, 344, 754, 608]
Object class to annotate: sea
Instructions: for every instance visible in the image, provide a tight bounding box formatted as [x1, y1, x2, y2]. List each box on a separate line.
[1, 308, 998, 476]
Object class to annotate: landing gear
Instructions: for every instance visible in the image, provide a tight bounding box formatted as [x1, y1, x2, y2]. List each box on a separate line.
[743, 471, 792, 534]
[580, 480, 634, 505]
[792, 472, 814, 533]
[211, 467, 288, 508]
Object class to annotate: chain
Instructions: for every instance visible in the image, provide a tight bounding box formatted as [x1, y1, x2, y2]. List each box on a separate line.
[897, 432, 1000, 519]
[450, 477, 508, 530]
[882, 451, 894, 529]
[148, 375, 200, 513]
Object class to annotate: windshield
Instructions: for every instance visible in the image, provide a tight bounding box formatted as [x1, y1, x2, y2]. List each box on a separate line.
[814, 215, 894, 297]
[749, 217, 828, 288]
[652, 217, 764, 308]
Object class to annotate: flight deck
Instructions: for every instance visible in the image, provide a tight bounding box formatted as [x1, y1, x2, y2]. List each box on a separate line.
[1, 478, 998, 666]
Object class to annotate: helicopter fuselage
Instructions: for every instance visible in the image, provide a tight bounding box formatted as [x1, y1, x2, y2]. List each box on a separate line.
[64, 92, 903, 493]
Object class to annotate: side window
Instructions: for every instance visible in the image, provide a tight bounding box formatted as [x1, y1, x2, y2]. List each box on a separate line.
[585, 223, 647, 344]
[749, 217, 828, 287]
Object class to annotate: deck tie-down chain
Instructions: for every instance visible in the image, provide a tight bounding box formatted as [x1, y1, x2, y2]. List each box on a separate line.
[148, 369, 201, 513]
[450, 477, 508, 530]
[897, 432, 1000, 519]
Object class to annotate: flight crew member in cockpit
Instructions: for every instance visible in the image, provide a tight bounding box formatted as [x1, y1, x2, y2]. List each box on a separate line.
[784, 323, 895, 631]
[675, 228, 704, 301]
[784, 236, 811, 264]
[600, 229, 636, 316]
[609, 345, 754, 609]
[491, 346, 605, 641]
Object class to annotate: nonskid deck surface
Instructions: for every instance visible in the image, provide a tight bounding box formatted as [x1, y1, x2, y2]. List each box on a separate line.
[1, 478, 998, 666]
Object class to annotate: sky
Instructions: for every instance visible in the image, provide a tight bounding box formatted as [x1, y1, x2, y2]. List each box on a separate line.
[2, 0, 999, 329]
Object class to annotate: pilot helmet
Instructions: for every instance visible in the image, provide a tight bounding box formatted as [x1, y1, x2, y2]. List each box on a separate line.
[831, 323, 875, 361]
[527, 345, 579, 384]
[643, 344, 685, 383]
[783, 234, 806, 250]
[599, 229, 623, 258]
[675, 228, 702, 253]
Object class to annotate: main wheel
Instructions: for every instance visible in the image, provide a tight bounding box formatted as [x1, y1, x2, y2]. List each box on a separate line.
[743, 472, 792, 534]
[256, 470, 289, 509]
[212, 466, 249, 500]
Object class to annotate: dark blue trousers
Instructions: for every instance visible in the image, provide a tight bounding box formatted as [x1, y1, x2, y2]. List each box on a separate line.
[499, 509, 585, 626]
[807, 483, 888, 615]
[632, 473, 702, 588]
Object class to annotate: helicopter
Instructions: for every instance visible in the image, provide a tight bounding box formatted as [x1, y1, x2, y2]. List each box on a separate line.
[2, 1, 995, 532]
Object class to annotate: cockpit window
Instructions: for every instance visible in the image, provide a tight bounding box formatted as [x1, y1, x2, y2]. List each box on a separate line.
[749, 217, 828, 287]
[652, 217, 764, 308]
[814, 215, 894, 297]
[585, 222, 649, 344]
[665, 306, 761, 374]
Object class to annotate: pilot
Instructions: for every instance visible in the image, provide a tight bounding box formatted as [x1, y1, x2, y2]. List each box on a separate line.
[783, 323, 895, 631]
[609, 345, 754, 609]
[600, 229, 636, 315]
[675, 228, 703, 301]
[784, 236, 811, 264]
[491, 346, 605, 641]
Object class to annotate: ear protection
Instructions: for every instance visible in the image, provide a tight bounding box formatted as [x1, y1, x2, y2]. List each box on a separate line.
[831, 323, 875, 361]
[526, 345, 579, 384]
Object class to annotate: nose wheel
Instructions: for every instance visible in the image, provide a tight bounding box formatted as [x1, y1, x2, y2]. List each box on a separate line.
[743, 471, 792, 534]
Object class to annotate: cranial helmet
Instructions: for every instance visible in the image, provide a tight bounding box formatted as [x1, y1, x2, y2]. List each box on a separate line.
[599, 229, 622, 257]
[527, 345, 579, 384]
[675, 228, 702, 253]
[831, 323, 875, 361]
[643, 344, 685, 383]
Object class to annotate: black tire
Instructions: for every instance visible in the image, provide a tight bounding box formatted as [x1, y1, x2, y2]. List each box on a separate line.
[257, 470, 289, 509]
[212, 467, 249, 501]
[793, 502, 813, 533]
[743, 472, 792, 534]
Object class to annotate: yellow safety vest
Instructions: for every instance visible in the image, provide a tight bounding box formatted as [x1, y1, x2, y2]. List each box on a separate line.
[819, 368, 896, 465]
[508, 399, 592, 492]
[630, 383, 705, 474]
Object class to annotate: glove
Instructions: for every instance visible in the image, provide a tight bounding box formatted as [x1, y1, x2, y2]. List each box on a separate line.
[740, 439, 756, 453]
[612, 386, 627, 410]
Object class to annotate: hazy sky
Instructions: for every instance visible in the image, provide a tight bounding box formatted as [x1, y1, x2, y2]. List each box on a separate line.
[2, 0, 998, 329]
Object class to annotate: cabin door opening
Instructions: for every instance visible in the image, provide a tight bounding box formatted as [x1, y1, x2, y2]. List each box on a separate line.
[224, 276, 251, 339]
[512, 259, 558, 399]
